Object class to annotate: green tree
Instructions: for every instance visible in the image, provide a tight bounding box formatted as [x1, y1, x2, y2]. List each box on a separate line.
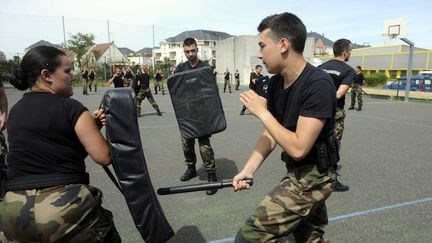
[67, 32, 95, 68]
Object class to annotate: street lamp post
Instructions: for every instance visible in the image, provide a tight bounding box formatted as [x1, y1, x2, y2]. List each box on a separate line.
[400, 38, 414, 102]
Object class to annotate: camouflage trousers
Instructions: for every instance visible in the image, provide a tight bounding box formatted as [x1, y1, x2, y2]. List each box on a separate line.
[154, 81, 165, 95]
[88, 79, 97, 92]
[136, 88, 160, 115]
[82, 78, 89, 95]
[335, 108, 346, 144]
[223, 80, 232, 93]
[181, 136, 216, 172]
[124, 78, 133, 88]
[235, 79, 240, 90]
[0, 184, 121, 243]
[235, 165, 336, 243]
[350, 84, 363, 109]
[0, 131, 7, 168]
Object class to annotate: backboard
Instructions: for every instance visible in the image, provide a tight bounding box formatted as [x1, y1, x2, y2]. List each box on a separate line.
[384, 17, 407, 39]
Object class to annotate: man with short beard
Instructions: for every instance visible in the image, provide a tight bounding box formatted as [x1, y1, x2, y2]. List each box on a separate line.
[319, 38, 355, 192]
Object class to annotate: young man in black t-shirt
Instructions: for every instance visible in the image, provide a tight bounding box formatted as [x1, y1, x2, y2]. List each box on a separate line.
[81, 68, 89, 95]
[319, 39, 355, 192]
[223, 68, 232, 93]
[108, 68, 125, 88]
[349, 65, 364, 111]
[234, 69, 240, 90]
[174, 38, 218, 196]
[233, 13, 337, 242]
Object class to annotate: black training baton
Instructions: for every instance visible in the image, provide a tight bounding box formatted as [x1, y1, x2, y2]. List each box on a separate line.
[157, 179, 253, 195]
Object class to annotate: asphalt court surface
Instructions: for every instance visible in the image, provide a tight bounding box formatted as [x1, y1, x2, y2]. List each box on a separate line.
[4, 86, 432, 243]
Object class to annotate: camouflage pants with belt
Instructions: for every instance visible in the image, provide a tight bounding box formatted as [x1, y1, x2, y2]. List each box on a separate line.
[136, 88, 160, 115]
[235, 165, 336, 243]
[181, 136, 216, 172]
[124, 78, 133, 88]
[350, 84, 363, 109]
[0, 184, 121, 243]
[334, 107, 346, 145]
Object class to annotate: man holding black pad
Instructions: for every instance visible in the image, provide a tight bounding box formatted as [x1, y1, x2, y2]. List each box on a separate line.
[172, 38, 221, 195]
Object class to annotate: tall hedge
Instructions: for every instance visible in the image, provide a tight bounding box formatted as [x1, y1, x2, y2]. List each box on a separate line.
[364, 73, 388, 87]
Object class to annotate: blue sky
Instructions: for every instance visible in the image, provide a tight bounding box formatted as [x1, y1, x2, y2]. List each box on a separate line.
[1, 0, 431, 59]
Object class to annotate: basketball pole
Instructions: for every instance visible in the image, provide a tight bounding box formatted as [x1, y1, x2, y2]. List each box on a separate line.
[400, 38, 414, 102]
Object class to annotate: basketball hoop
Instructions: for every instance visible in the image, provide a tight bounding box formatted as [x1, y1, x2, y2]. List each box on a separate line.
[389, 33, 398, 40]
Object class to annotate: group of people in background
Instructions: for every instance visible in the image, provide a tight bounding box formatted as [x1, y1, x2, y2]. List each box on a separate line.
[108, 66, 163, 117]
[80, 67, 96, 95]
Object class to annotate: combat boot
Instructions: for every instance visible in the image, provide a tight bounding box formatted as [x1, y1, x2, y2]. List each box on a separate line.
[348, 106, 354, 110]
[157, 110, 162, 116]
[206, 172, 218, 195]
[333, 176, 349, 192]
[180, 165, 196, 181]
[357, 106, 362, 111]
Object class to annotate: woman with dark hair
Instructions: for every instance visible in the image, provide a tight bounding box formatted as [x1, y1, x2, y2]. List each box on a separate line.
[0, 46, 121, 242]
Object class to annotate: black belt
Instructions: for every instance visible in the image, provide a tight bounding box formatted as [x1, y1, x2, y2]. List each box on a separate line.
[5, 173, 89, 191]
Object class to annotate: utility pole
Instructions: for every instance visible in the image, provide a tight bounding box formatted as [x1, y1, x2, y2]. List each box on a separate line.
[152, 24, 155, 70]
[62, 16, 67, 49]
[107, 20, 112, 68]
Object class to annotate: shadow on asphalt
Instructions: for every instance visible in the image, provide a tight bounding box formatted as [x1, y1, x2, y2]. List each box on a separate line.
[197, 158, 239, 181]
[168, 225, 206, 243]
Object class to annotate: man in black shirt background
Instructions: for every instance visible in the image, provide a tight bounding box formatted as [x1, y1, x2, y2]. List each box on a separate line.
[349, 65, 364, 111]
[319, 39, 355, 192]
[233, 12, 337, 242]
[240, 65, 263, 115]
[135, 65, 162, 117]
[234, 69, 240, 90]
[81, 67, 89, 95]
[174, 38, 218, 195]
[108, 68, 125, 88]
[223, 68, 232, 93]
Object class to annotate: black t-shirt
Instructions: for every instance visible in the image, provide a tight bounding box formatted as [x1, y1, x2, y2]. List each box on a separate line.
[234, 72, 240, 80]
[113, 76, 124, 88]
[353, 72, 364, 85]
[136, 72, 151, 90]
[155, 73, 162, 81]
[318, 59, 355, 108]
[82, 70, 88, 79]
[7, 92, 88, 180]
[249, 72, 263, 90]
[89, 70, 95, 80]
[224, 72, 230, 81]
[267, 63, 336, 160]
[175, 60, 209, 73]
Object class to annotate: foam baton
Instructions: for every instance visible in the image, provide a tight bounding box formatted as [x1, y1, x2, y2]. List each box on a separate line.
[157, 179, 253, 195]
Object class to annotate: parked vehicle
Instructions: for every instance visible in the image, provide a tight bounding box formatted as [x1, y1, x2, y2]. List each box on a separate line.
[383, 76, 432, 92]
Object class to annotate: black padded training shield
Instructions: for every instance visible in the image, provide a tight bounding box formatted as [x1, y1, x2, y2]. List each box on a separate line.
[255, 76, 271, 99]
[101, 88, 174, 243]
[168, 66, 226, 139]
